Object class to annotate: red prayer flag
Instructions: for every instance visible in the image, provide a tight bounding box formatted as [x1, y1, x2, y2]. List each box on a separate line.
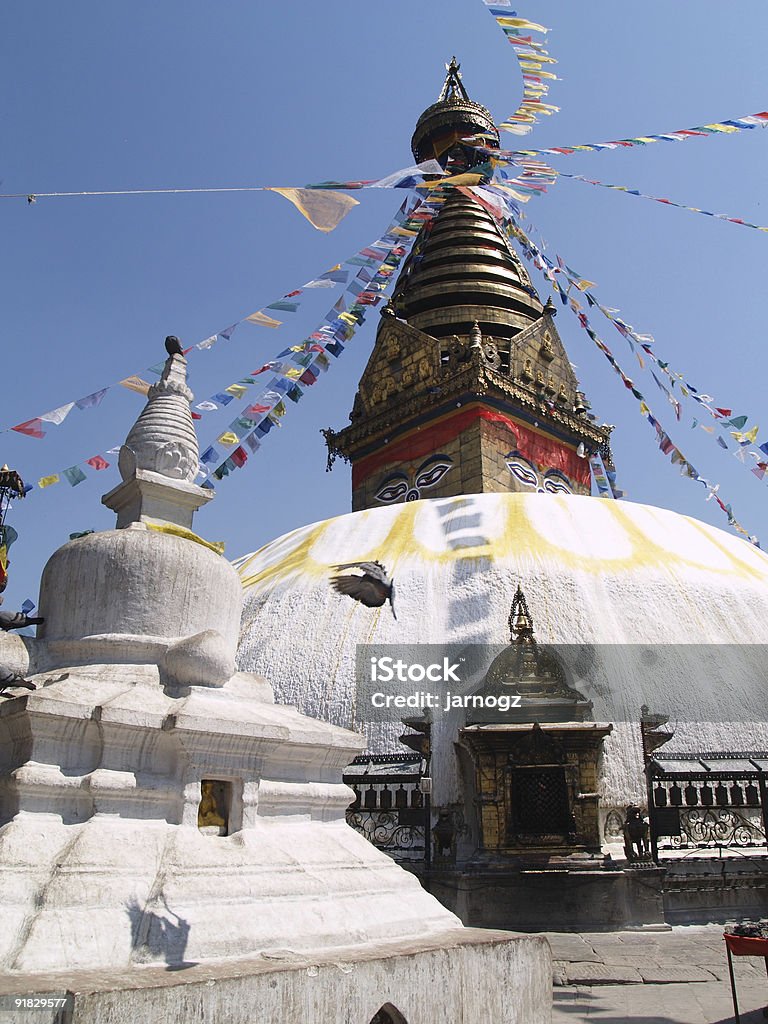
[86, 455, 109, 471]
[231, 446, 248, 468]
[12, 418, 46, 439]
[244, 403, 270, 417]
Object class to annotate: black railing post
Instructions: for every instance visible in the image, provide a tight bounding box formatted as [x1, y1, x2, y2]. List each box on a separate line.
[758, 770, 768, 846]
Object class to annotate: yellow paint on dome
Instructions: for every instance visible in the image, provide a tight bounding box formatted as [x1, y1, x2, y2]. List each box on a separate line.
[307, 504, 402, 565]
[236, 520, 326, 590]
[525, 494, 634, 562]
[626, 504, 733, 571]
[234, 493, 768, 593]
[687, 517, 768, 580]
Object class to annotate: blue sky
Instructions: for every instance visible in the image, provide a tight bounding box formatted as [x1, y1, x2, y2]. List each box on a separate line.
[2, 1, 767, 609]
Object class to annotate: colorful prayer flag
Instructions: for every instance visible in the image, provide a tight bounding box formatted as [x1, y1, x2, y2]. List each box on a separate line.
[268, 188, 360, 232]
[231, 447, 248, 468]
[12, 418, 46, 439]
[120, 376, 151, 396]
[246, 311, 283, 329]
[63, 465, 87, 487]
[40, 402, 75, 425]
[75, 389, 108, 410]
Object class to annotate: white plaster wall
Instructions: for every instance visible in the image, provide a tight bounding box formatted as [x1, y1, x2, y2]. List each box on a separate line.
[38, 529, 242, 651]
[0, 931, 552, 1024]
[0, 671, 461, 974]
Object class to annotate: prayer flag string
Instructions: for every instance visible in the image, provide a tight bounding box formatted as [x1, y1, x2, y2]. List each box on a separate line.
[2, 195, 422, 441]
[20, 196, 435, 495]
[503, 212, 760, 546]
[200, 189, 457, 485]
[1, 160, 446, 207]
[502, 200, 768, 480]
[561, 172, 768, 233]
[469, 111, 768, 159]
[480, 1, 559, 136]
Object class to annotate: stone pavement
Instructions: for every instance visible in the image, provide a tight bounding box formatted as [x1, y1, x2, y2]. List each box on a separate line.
[546, 925, 768, 1023]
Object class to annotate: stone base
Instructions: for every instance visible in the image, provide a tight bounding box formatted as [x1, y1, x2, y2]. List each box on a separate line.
[422, 866, 666, 931]
[0, 930, 552, 1024]
[663, 855, 768, 924]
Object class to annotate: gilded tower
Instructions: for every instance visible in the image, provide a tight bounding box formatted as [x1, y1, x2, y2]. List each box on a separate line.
[326, 62, 611, 511]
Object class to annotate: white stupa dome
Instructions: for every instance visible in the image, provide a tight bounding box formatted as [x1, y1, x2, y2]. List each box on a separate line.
[235, 492, 768, 809]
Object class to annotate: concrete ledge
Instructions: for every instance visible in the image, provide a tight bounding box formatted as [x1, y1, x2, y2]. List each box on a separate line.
[0, 929, 552, 1024]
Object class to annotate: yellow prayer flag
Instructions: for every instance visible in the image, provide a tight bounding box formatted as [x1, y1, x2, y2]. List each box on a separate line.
[38, 474, 60, 488]
[268, 188, 359, 232]
[246, 311, 282, 328]
[575, 279, 596, 292]
[496, 16, 548, 32]
[120, 376, 151, 396]
[441, 172, 484, 188]
[744, 425, 760, 444]
[492, 184, 531, 202]
[217, 432, 239, 446]
[224, 384, 248, 400]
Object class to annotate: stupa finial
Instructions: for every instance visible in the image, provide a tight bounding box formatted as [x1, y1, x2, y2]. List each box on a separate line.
[118, 347, 197, 484]
[439, 56, 469, 102]
[509, 584, 536, 646]
[103, 338, 212, 529]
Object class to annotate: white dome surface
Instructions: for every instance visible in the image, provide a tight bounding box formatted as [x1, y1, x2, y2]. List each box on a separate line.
[235, 493, 768, 806]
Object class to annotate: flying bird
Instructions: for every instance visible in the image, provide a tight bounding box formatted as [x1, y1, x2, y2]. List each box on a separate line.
[164, 335, 185, 357]
[0, 611, 44, 631]
[331, 561, 396, 619]
[0, 669, 67, 698]
[0, 665, 36, 697]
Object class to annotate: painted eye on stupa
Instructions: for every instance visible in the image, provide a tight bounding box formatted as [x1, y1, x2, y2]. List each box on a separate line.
[374, 474, 409, 503]
[542, 471, 573, 495]
[504, 453, 539, 489]
[414, 455, 453, 490]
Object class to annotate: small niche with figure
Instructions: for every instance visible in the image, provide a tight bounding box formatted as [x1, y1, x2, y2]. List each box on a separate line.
[197, 779, 231, 836]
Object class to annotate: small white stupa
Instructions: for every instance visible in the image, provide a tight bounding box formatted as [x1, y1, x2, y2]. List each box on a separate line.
[0, 348, 549, 1022]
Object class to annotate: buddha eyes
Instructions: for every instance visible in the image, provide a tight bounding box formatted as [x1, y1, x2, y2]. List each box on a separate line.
[374, 480, 409, 503]
[374, 456, 453, 503]
[505, 454, 574, 494]
[506, 460, 539, 487]
[543, 476, 573, 494]
[415, 462, 452, 489]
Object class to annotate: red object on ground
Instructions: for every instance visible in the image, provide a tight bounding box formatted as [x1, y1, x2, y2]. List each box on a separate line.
[723, 932, 768, 1024]
[724, 933, 768, 957]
